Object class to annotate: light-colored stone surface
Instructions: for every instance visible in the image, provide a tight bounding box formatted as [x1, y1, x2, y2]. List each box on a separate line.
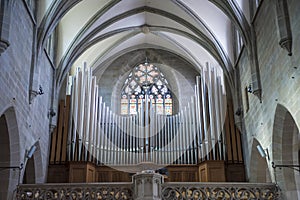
[0, 2, 53, 200]
[237, 0, 300, 199]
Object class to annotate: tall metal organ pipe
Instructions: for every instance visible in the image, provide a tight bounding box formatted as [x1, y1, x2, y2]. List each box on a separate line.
[67, 63, 226, 166]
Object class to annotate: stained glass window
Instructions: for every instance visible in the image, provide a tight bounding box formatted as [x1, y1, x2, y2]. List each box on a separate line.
[121, 62, 172, 115]
[121, 95, 128, 115]
[165, 94, 172, 115]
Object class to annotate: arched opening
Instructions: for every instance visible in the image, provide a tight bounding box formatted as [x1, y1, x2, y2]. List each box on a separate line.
[0, 107, 20, 200]
[22, 156, 36, 184]
[272, 104, 300, 199]
[22, 141, 44, 184]
[0, 114, 10, 199]
[249, 138, 271, 183]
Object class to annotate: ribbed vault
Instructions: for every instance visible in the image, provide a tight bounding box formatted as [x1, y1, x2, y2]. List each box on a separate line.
[35, 0, 254, 101]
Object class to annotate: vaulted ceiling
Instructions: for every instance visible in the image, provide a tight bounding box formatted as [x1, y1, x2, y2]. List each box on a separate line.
[37, 0, 251, 93]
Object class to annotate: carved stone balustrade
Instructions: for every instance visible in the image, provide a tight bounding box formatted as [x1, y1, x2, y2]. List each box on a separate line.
[16, 181, 280, 200]
[16, 182, 133, 200]
[162, 182, 280, 200]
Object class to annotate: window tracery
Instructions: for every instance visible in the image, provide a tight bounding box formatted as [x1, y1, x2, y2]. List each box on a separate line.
[121, 63, 172, 115]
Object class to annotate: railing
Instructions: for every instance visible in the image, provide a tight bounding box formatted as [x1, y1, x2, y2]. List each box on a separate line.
[16, 183, 133, 200]
[16, 182, 280, 200]
[162, 182, 280, 200]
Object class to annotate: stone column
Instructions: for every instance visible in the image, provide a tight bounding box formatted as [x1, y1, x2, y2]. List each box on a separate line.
[133, 170, 163, 200]
[275, 0, 293, 56]
[0, 0, 14, 55]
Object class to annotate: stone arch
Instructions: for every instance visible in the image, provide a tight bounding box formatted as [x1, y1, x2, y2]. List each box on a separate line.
[272, 104, 299, 199]
[21, 141, 44, 184]
[249, 138, 271, 183]
[31, 141, 44, 183]
[0, 106, 20, 200]
[22, 156, 35, 184]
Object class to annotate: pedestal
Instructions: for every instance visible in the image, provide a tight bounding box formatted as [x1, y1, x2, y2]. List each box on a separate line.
[133, 170, 163, 200]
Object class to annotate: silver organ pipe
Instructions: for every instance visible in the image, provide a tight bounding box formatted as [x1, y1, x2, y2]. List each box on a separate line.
[167, 116, 171, 164]
[214, 73, 222, 160]
[120, 115, 124, 164]
[134, 114, 138, 164]
[207, 63, 215, 160]
[100, 102, 106, 163]
[130, 115, 133, 165]
[175, 114, 180, 164]
[191, 96, 197, 164]
[183, 107, 188, 164]
[157, 114, 160, 164]
[165, 116, 168, 164]
[96, 97, 102, 163]
[111, 113, 115, 164]
[69, 74, 77, 161]
[83, 67, 91, 161]
[179, 112, 184, 164]
[68, 63, 227, 166]
[195, 76, 203, 161]
[89, 77, 97, 162]
[170, 115, 176, 164]
[115, 114, 119, 164]
[219, 78, 227, 160]
[201, 64, 209, 160]
[94, 89, 99, 162]
[67, 74, 73, 161]
[108, 110, 113, 164]
[129, 115, 133, 164]
[121, 115, 125, 164]
[145, 96, 149, 161]
[190, 101, 195, 163]
[77, 67, 84, 161]
[157, 114, 161, 164]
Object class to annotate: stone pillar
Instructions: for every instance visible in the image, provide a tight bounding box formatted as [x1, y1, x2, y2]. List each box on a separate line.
[133, 170, 163, 200]
[275, 0, 293, 56]
[0, 0, 14, 55]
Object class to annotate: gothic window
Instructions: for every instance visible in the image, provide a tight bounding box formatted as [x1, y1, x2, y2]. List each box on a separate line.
[121, 62, 172, 115]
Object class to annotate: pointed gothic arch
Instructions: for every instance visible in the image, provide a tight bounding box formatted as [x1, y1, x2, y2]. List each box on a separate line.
[22, 141, 44, 184]
[249, 138, 271, 183]
[0, 106, 20, 200]
[272, 104, 300, 199]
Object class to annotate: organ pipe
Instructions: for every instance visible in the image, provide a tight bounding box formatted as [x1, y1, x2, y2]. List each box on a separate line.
[62, 62, 236, 166]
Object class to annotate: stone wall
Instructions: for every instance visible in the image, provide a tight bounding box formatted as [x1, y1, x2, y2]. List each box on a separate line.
[0, 2, 54, 199]
[237, 0, 300, 198]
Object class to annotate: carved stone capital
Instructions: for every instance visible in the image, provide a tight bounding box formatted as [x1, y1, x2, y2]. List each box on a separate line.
[0, 39, 10, 55]
[279, 38, 292, 56]
[29, 90, 39, 104]
[253, 88, 262, 103]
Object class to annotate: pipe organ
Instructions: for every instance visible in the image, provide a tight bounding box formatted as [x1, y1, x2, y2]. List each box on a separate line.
[49, 62, 245, 182]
